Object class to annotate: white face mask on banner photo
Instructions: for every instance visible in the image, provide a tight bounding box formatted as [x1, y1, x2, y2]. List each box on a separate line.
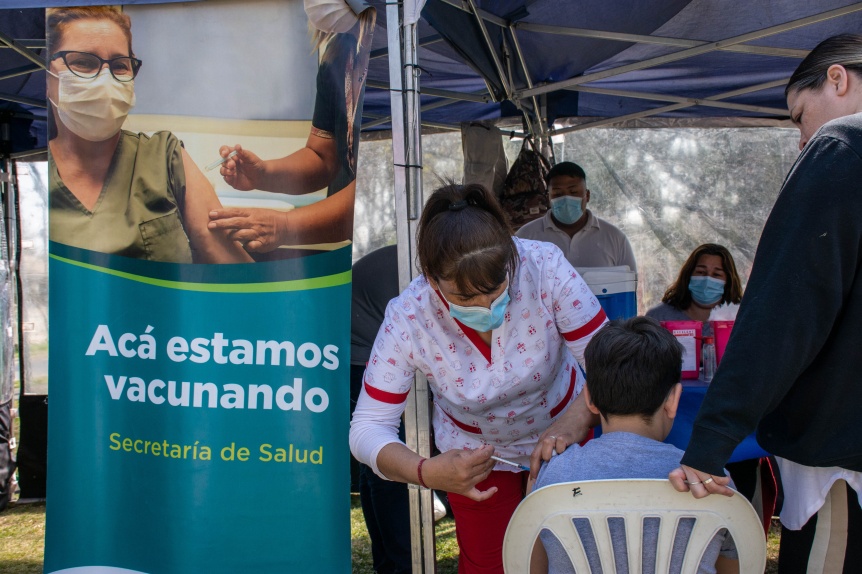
[48, 69, 135, 142]
[304, 0, 370, 33]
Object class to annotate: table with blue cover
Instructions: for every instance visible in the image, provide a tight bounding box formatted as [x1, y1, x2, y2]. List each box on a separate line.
[592, 378, 776, 530]
[666, 379, 769, 462]
[593, 378, 769, 461]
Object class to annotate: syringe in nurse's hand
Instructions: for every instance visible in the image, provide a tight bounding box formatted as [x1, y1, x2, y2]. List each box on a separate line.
[490, 455, 530, 472]
[205, 150, 238, 172]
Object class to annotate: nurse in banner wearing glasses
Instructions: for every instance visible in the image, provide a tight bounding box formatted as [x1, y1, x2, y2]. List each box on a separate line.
[47, 7, 251, 264]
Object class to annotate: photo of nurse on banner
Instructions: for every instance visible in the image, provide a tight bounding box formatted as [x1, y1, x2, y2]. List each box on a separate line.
[211, 0, 376, 255]
[48, 1, 375, 263]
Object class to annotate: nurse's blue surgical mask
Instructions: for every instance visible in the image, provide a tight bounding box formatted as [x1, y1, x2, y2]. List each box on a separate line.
[689, 275, 725, 306]
[448, 289, 510, 332]
[551, 195, 584, 225]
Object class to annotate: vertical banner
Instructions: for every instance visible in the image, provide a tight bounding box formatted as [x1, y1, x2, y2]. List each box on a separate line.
[45, 2, 374, 572]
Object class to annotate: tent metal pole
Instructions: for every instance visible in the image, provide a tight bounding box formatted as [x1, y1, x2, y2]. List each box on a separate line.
[386, 3, 435, 573]
[515, 22, 810, 59]
[0, 158, 24, 401]
[464, 0, 538, 138]
[9, 148, 46, 160]
[437, 0, 506, 26]
[571, 85, 788, 116]
[0, 30, 46, 69]
[366, 81, 492, 103]
[0, 39, 44, 50]
[507, 24, 548, 147]
[0, 93, 45, 108]
[363, 96, 465, 130]
[371, 33, 443, 60]
[465, 0, 510, 96]
[554, 78, 788, 134]
[517, 2, 862, 99]
[362, 112, 463, 131]
[0, 64, 44, 82]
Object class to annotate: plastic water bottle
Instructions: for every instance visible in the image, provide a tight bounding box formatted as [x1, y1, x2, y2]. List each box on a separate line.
[702, 336, 716, 383]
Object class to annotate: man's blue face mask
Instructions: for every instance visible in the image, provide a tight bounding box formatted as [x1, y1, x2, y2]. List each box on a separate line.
[550, 195, 584, 225]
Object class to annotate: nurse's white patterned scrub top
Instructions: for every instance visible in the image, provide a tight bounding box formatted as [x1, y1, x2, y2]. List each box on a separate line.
[350, 238, 608, 477]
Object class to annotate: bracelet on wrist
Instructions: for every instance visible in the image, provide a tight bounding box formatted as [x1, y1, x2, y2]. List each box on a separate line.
[417, 457, 429, 489]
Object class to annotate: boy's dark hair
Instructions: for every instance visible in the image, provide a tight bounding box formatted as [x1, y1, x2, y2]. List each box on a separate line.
[584, 317, 683, 421]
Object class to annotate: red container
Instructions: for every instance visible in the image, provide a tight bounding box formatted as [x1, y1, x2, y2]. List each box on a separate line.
[660, 321, 702, 379]
[710, 320, 734, 366]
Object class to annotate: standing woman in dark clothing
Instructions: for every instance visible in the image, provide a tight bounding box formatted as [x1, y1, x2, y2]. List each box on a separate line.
[670, 34, 862, 573]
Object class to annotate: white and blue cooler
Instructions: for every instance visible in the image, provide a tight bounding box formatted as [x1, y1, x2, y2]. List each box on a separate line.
[578, 266, 638, 321]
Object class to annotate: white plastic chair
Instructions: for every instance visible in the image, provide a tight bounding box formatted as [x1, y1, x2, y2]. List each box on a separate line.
[503, 479, 766, 573]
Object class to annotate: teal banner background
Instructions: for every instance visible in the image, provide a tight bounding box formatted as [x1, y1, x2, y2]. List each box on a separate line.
[45, 243, 352, 573]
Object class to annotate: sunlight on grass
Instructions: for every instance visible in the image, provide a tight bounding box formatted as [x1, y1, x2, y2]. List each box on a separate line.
[0, 502, 45, 574]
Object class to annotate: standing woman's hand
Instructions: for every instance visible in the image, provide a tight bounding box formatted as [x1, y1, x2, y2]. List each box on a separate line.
[219, 144, 267, 192]
[668, 464, 734, 498]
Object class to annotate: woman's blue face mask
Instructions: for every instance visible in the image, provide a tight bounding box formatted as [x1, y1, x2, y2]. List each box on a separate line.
[441, 275, 510, 332]
[688, 275, 725, 306]
[449, 291, 510, 332]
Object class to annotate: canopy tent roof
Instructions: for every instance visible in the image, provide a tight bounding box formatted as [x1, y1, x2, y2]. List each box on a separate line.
[0, 8, 47, 157]
[0, 1, 199, 158]
[361, 0, 862, 136]
[2, 0, 862, 156]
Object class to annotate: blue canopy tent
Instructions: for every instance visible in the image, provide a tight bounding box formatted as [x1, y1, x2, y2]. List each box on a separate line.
[4, 1, 862, 152]
[364, 0, 862, 137]
[1, 0, 861, 566]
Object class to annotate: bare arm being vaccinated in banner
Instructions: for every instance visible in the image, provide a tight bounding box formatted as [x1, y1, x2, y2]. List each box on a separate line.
[47, 7, 251, 264]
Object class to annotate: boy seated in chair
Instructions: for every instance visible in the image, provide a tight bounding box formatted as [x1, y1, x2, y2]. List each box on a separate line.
[533, 316, 738, 574]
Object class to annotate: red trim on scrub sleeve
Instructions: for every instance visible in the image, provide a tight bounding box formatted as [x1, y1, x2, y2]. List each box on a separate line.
[364, 382, 409, 404]
[562, 308, 607, 341]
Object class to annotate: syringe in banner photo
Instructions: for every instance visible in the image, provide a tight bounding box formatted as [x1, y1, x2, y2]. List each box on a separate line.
[205, 150, 238, 172]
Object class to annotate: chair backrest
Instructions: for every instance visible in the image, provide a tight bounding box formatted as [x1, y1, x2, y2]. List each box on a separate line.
[503, 479, 766, 573]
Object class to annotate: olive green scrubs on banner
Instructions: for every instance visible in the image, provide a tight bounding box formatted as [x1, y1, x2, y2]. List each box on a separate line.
[49, 130, 193, 263]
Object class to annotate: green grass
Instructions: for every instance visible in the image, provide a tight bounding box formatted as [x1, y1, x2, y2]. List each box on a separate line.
[0, 496, 459, 573]
[0, 497, 781, 572]
[0, 501, 45, 574]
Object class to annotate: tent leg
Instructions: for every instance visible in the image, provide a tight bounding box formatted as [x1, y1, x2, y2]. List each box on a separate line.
[386, 3, 435, 573]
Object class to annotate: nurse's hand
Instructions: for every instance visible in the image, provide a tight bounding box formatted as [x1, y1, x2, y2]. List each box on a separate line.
[208, 207, 286, 252]
[218, 144, 266, 192]
[528, 392, 597, 480]
[424, 445, 497, 501]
